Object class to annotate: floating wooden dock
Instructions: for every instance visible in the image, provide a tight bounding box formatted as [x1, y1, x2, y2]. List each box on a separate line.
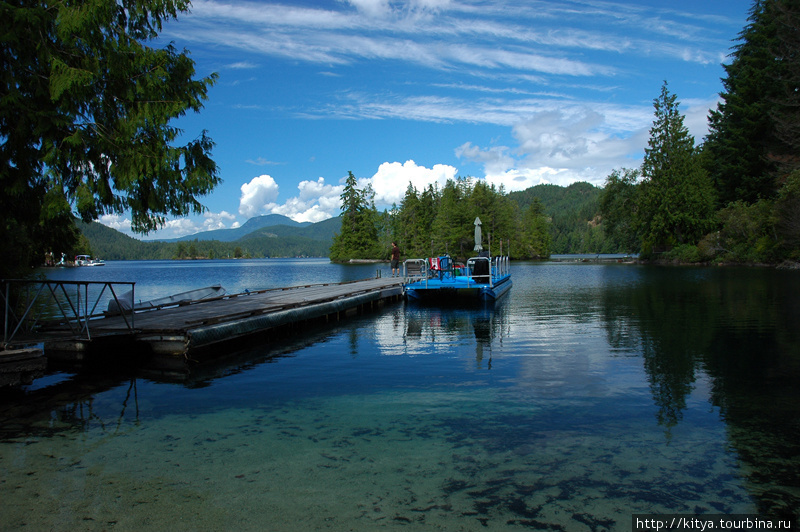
[42, 277, 404, 370]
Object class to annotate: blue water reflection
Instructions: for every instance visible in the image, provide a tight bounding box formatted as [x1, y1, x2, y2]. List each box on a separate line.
[0, 259, 797, 530]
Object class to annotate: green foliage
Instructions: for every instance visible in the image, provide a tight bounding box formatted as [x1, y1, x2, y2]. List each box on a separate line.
[328, 175, 542, 262]
[330, 172, 382, 261]
[594, 2, 800, 264]
[393, 178, 537, 261]
[397, 183, 438, 257]
[638, 82, 716, 254]
[430, 178, 473, 256]
[518, 199, 551, 258]
[703, 0, 788, 204]
[769, 1, 800, 177]
[0, 0, 218, 279]
[509, 182, 606, 254]
[775, 170, 800, 255]
[663, 244, 702, 264]
[716, 200, 779, 262]
[598, 168, 641, 253]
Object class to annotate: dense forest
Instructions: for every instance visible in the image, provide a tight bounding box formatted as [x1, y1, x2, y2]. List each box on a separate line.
[598, 1, 800, 264]
[329, 172, 551, 262]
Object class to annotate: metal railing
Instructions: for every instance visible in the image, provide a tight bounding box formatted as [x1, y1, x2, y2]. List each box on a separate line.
[403, 259, 429, 284]
[404, 255, 510, 288]
[2, 280, 136, 348]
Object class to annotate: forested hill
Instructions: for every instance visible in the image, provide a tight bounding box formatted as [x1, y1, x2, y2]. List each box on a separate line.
[508, 182, 612, 254]
[78, 217, 340, 260]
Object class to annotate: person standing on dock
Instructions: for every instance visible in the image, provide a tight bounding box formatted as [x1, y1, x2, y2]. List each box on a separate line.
[391, 242, 401, 277]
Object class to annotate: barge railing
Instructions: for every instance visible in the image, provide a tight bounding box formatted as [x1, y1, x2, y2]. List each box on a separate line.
[2, 280, 136, 348]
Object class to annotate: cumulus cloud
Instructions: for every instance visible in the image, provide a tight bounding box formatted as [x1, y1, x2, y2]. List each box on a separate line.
[161, 218, 203, 236]
[98, 213, 203, 239]
[370, 160, 458, 206]
[203, 210, 237, 231]
[239, 174, 280, 218]
[98, 213, 131, 232]
[234, 162, 459, 223]
[269, 177, 343, 222]
[455, 143, 516, 177]
[98, 210, 245, 240]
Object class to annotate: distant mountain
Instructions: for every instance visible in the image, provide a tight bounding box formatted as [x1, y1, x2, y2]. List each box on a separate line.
[167, 214, 311, 242]
[238, 216, 341, 242]
[78, 215, 343, 260]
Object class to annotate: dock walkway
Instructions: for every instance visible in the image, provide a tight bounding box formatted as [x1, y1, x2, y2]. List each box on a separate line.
[43, 277, 404, 367]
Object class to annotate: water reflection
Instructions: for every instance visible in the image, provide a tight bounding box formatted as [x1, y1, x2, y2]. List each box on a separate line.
[383, 300, 509, 370]
[0, 374, 138, 442]
[595, 266, 800, 517]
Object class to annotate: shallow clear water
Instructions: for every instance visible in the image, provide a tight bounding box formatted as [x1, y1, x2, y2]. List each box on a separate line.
[1, 260, 798, 530]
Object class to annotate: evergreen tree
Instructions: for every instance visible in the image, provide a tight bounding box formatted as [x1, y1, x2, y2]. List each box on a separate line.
[417, 184, 440, 256]
[1, 0, 219, 278]
[639, 82, 716, 253]
[518, 198, 551, 258]
[467, 181, 516, 254]
[599, 168, 641, 253]
[330, 172, 380, 260]
[770, 0, 800, 176]
[703, 0, 785, 205]
[430, 178, 471, 258]
[396, 182, 440, 257]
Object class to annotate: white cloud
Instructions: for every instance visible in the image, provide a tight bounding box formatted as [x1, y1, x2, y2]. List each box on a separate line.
[261, 177, 343, 222]
[203, 210, 237, 231]
[233, 163, 458, 224]
[456, 106, 652, 188]
[454, 95, 719, 190]
[161, 218, 203, 237]
[682, 96, 718, 141]
[98, 213, 131, 232]
[455, 143, 515, 177]
[97, 213, 203, 239]
[226, 61, 258, 69]
[174, 0, 737, 78]
[98, 209, 249, 240]
[245, 157, 282, 166]
[370, 160, 458, 206]
[239, 174, 280, 218]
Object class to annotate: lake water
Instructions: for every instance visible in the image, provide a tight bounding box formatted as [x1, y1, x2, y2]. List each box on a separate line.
[1, 259, 798, 530]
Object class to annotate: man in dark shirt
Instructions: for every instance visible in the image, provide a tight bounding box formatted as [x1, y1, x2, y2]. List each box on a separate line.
[391, 242, 400, 277]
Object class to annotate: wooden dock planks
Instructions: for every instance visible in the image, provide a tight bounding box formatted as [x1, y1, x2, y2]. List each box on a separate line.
[44, 277, 405, 364]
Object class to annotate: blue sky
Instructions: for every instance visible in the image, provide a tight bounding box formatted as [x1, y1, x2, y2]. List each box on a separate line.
[99, 0, 753, 239]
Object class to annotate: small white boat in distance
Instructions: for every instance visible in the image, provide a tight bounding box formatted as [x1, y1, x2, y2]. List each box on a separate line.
[75, 255, 105, 266]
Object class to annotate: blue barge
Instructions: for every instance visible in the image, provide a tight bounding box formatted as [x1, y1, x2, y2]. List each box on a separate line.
[402, 253, 512, 304]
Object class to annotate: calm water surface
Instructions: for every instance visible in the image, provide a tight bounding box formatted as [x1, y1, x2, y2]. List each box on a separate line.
[1, 259, 798, 530]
